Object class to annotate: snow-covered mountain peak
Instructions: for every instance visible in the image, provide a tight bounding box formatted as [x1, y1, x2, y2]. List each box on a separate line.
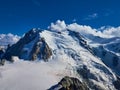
[1, 29, 52, 61]
[31, 29, 118, 89]
[0, 21, 120, 90]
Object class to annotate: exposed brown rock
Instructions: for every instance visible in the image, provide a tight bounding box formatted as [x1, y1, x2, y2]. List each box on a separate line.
[30, 37, 52, 61]
[48, 76, 89, 90]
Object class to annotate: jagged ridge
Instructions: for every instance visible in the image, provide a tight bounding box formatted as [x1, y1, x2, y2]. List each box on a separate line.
[1, 29, 52, 62]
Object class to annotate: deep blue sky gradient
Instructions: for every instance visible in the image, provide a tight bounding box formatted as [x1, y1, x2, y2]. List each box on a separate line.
[0, 0, 120, 35]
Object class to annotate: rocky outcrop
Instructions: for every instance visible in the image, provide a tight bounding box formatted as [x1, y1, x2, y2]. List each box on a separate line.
[48, 76, 89, 90]
[113, 75, 120, 90]
[30, 37, 52, 61]
[0, 59, 5, 66]
[0, 48, 5, 65]
[2, 29, 38, 61]
[2, 29, 52, 62]
[0, 48, 5, 59]
[76, 65, 116, 90]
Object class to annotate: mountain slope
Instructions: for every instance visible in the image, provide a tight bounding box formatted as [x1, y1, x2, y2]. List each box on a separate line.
[0, 20, 120, 90]
[1, 29, 52, 61]
[87, 33, 120, 76]
[40, 29, 117, 90]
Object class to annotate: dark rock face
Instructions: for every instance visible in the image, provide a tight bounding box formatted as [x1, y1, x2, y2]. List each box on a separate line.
[0, 48, 5, 65]
[2, 29, 39, 61]
[0, 48, 5, 59]
[76, 65, 114, 90]
[0, 59, 5, 66]
[2, 29, 52, 62]
[113, 75, 120, 90]
[77, 65, 90, 79]
[30, 37, 52, 61]
[48, 76, 89, 90]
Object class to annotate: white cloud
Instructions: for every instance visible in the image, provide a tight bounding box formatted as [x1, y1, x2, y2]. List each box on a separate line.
[102, 27, 120, 37]
[84, 13, 98, 20]
[48, 20, 67, 32]
[48, 20, 120, 38]
[68, 23, 120, 38]
[90, 13, 98, 18]
[67, 23, 96, 34]
[0, 33, 20, 46]
[67, 23, 103, 38]
[67, 23, 120, 38]
[72, 19, 77, 22]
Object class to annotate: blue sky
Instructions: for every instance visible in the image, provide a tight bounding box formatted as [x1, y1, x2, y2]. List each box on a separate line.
[0, 0, 120, 35]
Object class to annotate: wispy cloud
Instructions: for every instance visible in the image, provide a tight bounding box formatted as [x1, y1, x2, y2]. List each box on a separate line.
[84, 13, 98, 20]
[104, 9, 113, 16]
[72, 19, 77, 22]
